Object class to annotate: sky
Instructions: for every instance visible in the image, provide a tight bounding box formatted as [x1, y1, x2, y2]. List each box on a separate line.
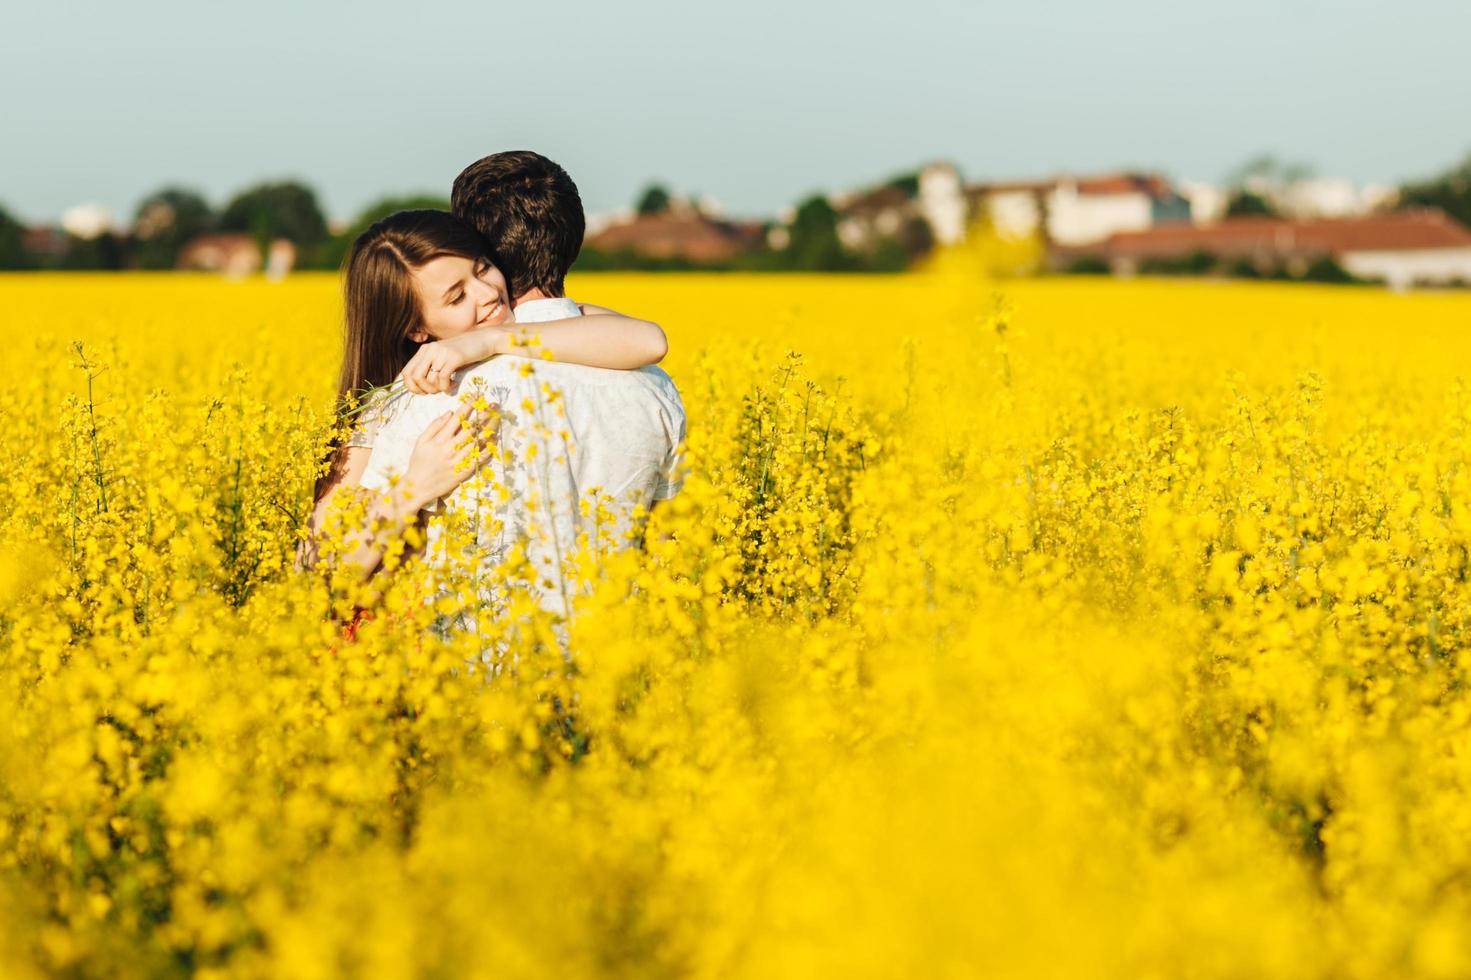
[2, 0, 1468, 226]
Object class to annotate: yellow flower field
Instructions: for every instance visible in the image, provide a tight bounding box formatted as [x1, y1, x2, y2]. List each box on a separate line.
[2, 269, 1471, 978]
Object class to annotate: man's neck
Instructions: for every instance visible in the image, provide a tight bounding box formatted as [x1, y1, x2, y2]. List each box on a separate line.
[513, 287, 556, 308]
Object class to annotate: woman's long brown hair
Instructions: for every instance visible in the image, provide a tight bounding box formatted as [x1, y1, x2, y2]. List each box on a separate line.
[315, 210, 490, 501]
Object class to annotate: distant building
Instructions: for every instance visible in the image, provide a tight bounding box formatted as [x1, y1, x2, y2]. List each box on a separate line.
[1360, 184, 1401, 213]
[827, 162, 965, 259]
[177, 234, 296, 279]
[583, 210, 763, 265]
[1178, 180, 1229, 225]
[1276, 177, 1369, 219]
[22, 226, 68, 264]
[60, 203, 114, 241]
[967, 172, 1192, 246]
[1233, 176, 1400, 220]
[832, 183, 914, 250]
[586, 207, 635, 238]
[917, 163, 968, 246]
[969, 180, 1049, 238]
[1064, 209, 1471, 290]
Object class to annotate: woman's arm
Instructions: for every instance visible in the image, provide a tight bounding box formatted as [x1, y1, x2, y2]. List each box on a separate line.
[400, 311, 667, 394]
[507, 311, 668, 367]
[311, 481, 432, 582]
[298, 407, 490, 577]
[296, 445, 374, 572]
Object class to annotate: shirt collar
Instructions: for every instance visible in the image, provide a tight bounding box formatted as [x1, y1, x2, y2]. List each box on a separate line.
[512, 297, 581, 323]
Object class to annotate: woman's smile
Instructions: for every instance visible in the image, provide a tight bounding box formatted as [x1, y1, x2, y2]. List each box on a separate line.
[477, 294, 506, 326]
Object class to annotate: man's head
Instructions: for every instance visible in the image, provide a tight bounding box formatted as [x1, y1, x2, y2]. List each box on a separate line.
[450, 151, 585, 302]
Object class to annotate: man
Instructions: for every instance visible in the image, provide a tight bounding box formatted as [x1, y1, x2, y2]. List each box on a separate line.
[360, 152, 685, 619]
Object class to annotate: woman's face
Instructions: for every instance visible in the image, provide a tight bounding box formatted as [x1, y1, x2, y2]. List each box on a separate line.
[408, 254, 510, 343]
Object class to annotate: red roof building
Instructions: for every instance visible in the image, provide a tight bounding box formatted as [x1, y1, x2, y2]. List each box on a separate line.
[584, 212, 762, 265]
[1063, 209, 1471, 289]
[176, 233, 296, 279]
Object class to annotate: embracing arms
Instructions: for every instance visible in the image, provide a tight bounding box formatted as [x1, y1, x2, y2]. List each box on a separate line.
[296, 405, 492, 577]
[399, 305, 667, 395]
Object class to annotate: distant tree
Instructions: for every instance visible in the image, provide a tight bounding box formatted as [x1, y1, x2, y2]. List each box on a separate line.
[312, 193, 452, 270]
[577, 246, 707, 272]
[897, 215, 935, 257]
[1064, 255, 1111, 276]
[1140, 250, 1218, 276]
[885, 171, 921, 198]
[1180, 249, 1218, 275]
[1223, 154, 1312, 221]
[219, 181, 329, 258]
[1227, 256, 1267, 279]
[348, 194, 452, 234]
[861, 215, 934, 272]
[636, 184, 672, 216]
[0, 204, 30, 269]
[1226, 153, 1280, 187]
[61, 233, 124, 270]
[867, 237, 912, 273]
[783, 195, 855, 271]
[1225, 190, 1278, 218]
[1400, 152, 1471, 229]
[1299, 254, 1359, 284]
[132, 187, 213, 269]
[1226, 154, 1315, 187]
[1281, 161, 1316, 184]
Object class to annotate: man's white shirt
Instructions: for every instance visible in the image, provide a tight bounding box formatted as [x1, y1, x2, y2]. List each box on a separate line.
[359, 297, 685, 617]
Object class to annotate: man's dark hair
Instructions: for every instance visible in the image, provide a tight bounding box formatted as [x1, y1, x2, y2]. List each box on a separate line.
[451, 151, 585, 299]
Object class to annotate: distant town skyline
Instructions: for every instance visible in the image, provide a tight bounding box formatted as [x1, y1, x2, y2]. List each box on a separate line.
[3, 0, 1468, 226]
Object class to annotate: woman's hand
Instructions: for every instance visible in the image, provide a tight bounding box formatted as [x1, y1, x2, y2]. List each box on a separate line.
[400, 328, 509, 394]
[401, 403, 497, 508]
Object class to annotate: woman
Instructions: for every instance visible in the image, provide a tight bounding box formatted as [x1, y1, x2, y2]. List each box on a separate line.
[300, 209, 667, 577]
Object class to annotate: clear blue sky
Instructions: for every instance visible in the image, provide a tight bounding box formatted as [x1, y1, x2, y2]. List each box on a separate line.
[2, 0, 1467, 225]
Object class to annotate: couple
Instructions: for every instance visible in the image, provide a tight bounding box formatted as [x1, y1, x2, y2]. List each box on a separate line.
[302, 151, 685, 623]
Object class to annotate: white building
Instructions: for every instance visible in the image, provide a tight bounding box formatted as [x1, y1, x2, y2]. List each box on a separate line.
[829, 163, 968, 254]
[1277, 177, 1370, 219]
[917, 162, 967, 246]
[61, 203, 114, 240]
[1335, 212, 1471, 290]
[968, 173, 1191, 246]
[1148, 176, 1397, 227]
[1178, 180, 1229, 225]
[974, 182, 1046, 238]
[1235, 176, 1399, 220]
